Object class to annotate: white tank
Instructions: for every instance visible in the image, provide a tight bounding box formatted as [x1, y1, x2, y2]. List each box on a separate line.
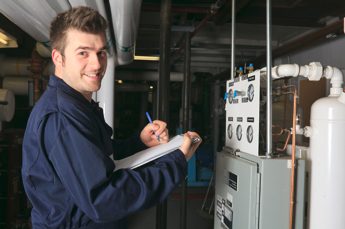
[307, 92, 345, 228]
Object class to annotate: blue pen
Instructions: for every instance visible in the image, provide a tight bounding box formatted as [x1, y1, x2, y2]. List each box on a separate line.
[146, 112, 160, 142]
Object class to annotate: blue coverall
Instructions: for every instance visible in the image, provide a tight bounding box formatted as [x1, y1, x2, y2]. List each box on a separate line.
[22, 75, 188, 228]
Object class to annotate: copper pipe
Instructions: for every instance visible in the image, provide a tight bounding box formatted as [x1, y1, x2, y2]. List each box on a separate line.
[285, 85, 297, 229]
[276, 129, 291, 152]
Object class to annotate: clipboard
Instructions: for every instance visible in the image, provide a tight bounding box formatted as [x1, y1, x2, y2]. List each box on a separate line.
[114, 134, 200, 171]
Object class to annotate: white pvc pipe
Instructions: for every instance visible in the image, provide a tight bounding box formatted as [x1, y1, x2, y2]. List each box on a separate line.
[2, 77, 32, 95]
[271, 62, 343, 96]
[110, 0, 142, 65]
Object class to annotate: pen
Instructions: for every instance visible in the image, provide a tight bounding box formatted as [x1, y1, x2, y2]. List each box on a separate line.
[146, 112, 160, 142]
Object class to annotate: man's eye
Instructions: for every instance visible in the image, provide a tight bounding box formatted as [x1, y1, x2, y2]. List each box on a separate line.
[98, 51, 107, 56]
[79, 52, 86, 56]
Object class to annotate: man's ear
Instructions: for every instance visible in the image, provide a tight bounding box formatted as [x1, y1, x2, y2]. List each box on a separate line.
[52, 49, 63, 69]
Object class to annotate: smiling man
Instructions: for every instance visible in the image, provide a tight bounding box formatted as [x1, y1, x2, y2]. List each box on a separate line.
[22, 6, 201, 229]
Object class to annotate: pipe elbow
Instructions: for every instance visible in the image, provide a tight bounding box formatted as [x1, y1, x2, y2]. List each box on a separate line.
[330, 67, 343, 85]
[324, 66, 343, 96]
[273, 64, 300, 78]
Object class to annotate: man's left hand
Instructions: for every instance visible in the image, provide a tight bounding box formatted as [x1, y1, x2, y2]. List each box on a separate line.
[140, 120, 169, 147]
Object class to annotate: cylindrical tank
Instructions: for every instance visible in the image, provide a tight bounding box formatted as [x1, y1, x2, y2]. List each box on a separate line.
[307, 92, 345, 228]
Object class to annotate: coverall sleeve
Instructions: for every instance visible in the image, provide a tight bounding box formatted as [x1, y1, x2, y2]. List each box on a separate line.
[112, 132, 148, 160]
[42, 112, 188, 223]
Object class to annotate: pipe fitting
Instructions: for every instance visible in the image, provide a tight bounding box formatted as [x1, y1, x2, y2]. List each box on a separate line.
[304, 62, 323, 81]
[294, 125, 304, 135]
[272, 64, 299, 79]
[303, 126, 314, 138]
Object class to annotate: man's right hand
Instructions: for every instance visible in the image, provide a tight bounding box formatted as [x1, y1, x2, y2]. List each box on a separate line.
[179, 131, 202, 161]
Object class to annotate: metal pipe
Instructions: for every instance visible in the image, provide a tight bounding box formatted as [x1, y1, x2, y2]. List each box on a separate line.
[171, 10, 214, 62]
[180, 31, 191, 229]
[141, 6, 209, 14]
[266, 0, 273, 158]
[156, 0, 171, 227]
[213, 80, 220, 164]
[231, 0, 235, 80]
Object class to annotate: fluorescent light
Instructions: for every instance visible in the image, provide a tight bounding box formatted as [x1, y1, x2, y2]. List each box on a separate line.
[0, 29, 17, 48]
[0, 37, 8, 45]
[150, 86, 153, 89]
[118, 80, 123, 84]
[134, 56, 160, 61]
[133, 43, 159, 61]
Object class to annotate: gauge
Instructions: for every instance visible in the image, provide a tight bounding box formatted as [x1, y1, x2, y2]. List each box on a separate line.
[236, 125, 242, 141]
[228, 89, 233, 104]
[247, 84, 254, 102]
[247, 125, 253, 143]
[227, 124, 233, 139]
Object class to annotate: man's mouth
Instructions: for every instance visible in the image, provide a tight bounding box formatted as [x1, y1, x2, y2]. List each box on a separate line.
[84, 73, 100, 78]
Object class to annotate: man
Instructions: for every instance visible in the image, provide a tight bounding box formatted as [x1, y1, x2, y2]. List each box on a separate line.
[22, 6, 201, 229]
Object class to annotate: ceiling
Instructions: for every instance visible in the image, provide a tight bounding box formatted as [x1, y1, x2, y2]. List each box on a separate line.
[131, 0, 345, 76]
[1, 0, 345, 78]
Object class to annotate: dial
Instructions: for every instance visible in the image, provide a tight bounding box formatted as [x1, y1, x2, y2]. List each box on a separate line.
[247, 84, 254, 102]
[247, 125, 253, 143]
[228, 89, 233, 104]
[227, 124, 233, 139]
[236, 125, 242, 141]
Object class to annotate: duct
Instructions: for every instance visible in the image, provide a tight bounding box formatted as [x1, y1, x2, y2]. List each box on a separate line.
[115, 83, 150, 92]
[36, 42, 51, 58]
[115, 71, 195, 82]
[0, 0, 70, 48]
[109, 0, 142, 65]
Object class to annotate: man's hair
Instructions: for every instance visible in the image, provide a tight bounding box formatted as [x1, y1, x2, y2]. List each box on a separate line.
[50, 6, 108, 56]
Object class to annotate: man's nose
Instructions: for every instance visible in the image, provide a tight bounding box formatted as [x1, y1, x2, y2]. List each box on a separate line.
[89, 53, 101, 69]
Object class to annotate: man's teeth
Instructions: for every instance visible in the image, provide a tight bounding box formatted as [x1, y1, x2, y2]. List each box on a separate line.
[85, 73, 97, 77]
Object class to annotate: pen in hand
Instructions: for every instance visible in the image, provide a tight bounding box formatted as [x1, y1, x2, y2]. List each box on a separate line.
[146, 112, 160, 142]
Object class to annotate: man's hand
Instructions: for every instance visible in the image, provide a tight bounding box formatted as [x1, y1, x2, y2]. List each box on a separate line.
[140, 120, 169, 147]
[179, 131, 202, 161]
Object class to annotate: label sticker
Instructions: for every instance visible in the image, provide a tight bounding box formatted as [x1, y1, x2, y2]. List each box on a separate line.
[229, 172, 238, 191]
[223, 206, 233, 229]
[217, 205, 222, 215]
[217, 212, 222, 220]
[233, 99, 239, 104]
[237, 117, 243, 122]
[247, 117, 254, 122]
[248, 75, 255, 81]
[229, 82, 234, 87]
[242, 75, 248, 81]
[228, 117, 233, 121]
[234, 77, 240, 83]
[242, 97, 248, 103]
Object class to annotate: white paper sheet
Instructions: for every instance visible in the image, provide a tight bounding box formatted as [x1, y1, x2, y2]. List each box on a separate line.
[114, 135, 185, 171]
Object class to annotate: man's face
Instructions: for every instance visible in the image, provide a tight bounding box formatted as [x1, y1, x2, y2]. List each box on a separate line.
[60, 29, 107, 100]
